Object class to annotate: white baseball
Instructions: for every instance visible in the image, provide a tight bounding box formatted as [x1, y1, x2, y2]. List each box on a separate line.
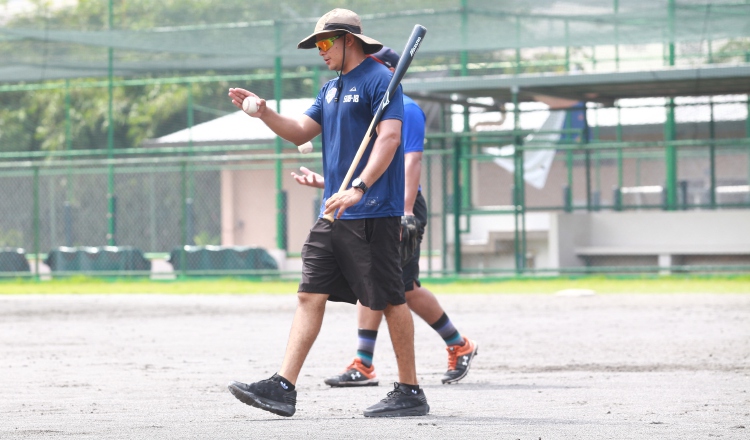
[242, 97, 258, 115]
[297, 142, 313, 154]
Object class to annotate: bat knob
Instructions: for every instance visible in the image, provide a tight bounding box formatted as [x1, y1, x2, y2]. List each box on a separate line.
[323, 213, 335, 223]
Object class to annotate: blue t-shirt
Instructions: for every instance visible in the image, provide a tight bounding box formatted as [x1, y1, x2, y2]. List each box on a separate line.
[403, 95, 425, 154]
[305, 57, 405, 219]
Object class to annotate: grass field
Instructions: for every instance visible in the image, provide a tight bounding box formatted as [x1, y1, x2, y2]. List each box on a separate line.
[1, 274, 749, 294]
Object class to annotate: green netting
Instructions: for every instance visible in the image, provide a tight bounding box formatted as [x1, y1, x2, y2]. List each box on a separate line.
[2, 0, 749, 82]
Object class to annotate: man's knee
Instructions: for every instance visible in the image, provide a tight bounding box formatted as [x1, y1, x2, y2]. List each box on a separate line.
[296, 291, 328, 309]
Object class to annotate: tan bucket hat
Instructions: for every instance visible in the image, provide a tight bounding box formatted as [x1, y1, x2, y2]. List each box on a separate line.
[297, 8, 383, 54]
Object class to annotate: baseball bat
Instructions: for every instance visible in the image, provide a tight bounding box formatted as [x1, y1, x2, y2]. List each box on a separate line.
[324, 24, 427, 222]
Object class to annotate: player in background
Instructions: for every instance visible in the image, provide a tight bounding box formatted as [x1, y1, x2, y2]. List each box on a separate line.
[293, 47, 478, 388]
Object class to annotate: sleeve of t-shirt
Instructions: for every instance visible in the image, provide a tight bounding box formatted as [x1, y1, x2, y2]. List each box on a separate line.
[403, 102, 426, 154]
[304, 89, 324, 125]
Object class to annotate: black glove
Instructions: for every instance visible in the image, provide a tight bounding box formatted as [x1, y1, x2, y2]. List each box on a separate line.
[399, 215, 418, 267]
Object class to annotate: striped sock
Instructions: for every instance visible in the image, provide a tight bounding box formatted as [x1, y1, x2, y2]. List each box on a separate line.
[430, 313, 465, 346]
[356, 329, 378, 367]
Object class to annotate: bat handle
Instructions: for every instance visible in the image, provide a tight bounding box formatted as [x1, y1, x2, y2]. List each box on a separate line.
[323, 213, 335, 223]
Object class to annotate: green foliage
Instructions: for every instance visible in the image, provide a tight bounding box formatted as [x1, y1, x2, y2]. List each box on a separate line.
[714, 39, 750, 64]
[0, 81, 192, 152]
[193, 231, 220, 246]
[0, 228, 23, 247]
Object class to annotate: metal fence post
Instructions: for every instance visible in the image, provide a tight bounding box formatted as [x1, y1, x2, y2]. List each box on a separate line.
[180, 161, 188, 279]
[709, 98, 716, 209]
[665, 99, 677, 210]
[274, 21, 286, 252]
[33, 166, 40, 281]
[452, 136, 462, 275]
[511, 86, 526, 274]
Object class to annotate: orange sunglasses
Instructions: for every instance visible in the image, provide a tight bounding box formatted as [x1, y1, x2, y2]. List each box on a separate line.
[315, 34, 344, 51]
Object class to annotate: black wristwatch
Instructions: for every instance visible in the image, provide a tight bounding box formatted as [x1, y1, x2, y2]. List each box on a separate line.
[352, 177, 368, 194]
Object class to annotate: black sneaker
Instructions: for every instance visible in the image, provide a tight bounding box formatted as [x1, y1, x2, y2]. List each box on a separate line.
[324, 358, 379, 387]
[227, 374, 297, 417]
[363, 383, 429, 417]
[441, 337, 478, 384]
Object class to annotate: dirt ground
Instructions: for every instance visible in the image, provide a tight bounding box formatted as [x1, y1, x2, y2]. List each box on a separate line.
[1, 293, 748, 439]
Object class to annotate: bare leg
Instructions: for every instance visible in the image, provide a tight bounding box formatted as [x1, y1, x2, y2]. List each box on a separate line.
[357, 301, 385, 330]
[383, 303, 417, 384]
[278, 292, 329, 384]
[404, 285, 444, 325]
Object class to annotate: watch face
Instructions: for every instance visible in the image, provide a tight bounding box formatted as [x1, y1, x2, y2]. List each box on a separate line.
[352, 178, 362, 187]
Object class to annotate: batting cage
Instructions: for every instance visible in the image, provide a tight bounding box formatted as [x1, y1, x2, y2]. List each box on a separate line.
[1, 0, 750, 278]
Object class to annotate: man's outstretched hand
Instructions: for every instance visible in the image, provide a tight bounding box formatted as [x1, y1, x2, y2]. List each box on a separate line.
[291, 166, 324, 189]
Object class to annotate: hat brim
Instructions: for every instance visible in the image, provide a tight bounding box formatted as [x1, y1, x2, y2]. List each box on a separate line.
[298, 30, 383, 55]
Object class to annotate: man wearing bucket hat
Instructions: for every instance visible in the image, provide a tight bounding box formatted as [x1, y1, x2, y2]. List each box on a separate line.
[227, 9, 429, 418]
[322, 47, 479, 388]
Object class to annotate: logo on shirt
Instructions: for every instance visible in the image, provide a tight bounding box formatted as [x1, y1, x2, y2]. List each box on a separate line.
[342, 94, 360, 103]
[326, 87, 337, 104]
[349, 87, 357, 91]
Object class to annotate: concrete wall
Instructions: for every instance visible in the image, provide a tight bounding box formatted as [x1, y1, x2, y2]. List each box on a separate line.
[443, 210, 750, 271]
[549, 210, 750, 268]
[220, 163, 320, 262]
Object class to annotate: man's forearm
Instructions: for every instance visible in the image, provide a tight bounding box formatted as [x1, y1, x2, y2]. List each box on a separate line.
[260, 111, 316, 146]
[359, 138, 399, 189]
[358, 120, 402, 189]
[404, 152, 422, 215]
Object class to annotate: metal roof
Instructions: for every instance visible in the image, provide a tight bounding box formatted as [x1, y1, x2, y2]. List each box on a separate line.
[404, 64, 750, 105]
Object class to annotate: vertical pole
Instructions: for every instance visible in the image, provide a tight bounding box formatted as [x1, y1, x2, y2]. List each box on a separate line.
[460, 0, 469, 77]
[106, 0, 115, 246]
[180, 161, 188, 279]
[591, 46, 597, 72]
[515, 15, 521, 74]
[617, 103, 623, 210]
[614, 0, 620, 70]
[441, 142, 448, 274]
[33, 166, 40, 281]
[49, 177, 57, 248]
[312, 65, 320, 97]
[564, 109, 573, 213]
[65, 81, 72, 155]
[664, 1, 678, 210]
[186, 85, 195, 246]
[149, 174, 156, 252]
[460, 0, 471, 215]
[512, 86, 525, 273]
[452, 137, 462, 274]
[709, 99, 716, 209]
[667, 0, 676, 67]
[426, 150, 433, 277]
[665, 99, 677, 210]
[461, 107, 471, 213]
[584, 103, 592, 211]
[64, 80, 73, 246]
[747, 96, 750, 187]
[564, 20, 570, 72]
[274, 21, 285, 251]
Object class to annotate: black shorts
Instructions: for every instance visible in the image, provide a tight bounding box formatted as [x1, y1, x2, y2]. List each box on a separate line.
[298, 216, 405, 311]
[403, 191, 427, 292]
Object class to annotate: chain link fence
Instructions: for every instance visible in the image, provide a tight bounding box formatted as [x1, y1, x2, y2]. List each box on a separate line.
[1, 136, 749, 278]
[1, 2, 750, 279]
